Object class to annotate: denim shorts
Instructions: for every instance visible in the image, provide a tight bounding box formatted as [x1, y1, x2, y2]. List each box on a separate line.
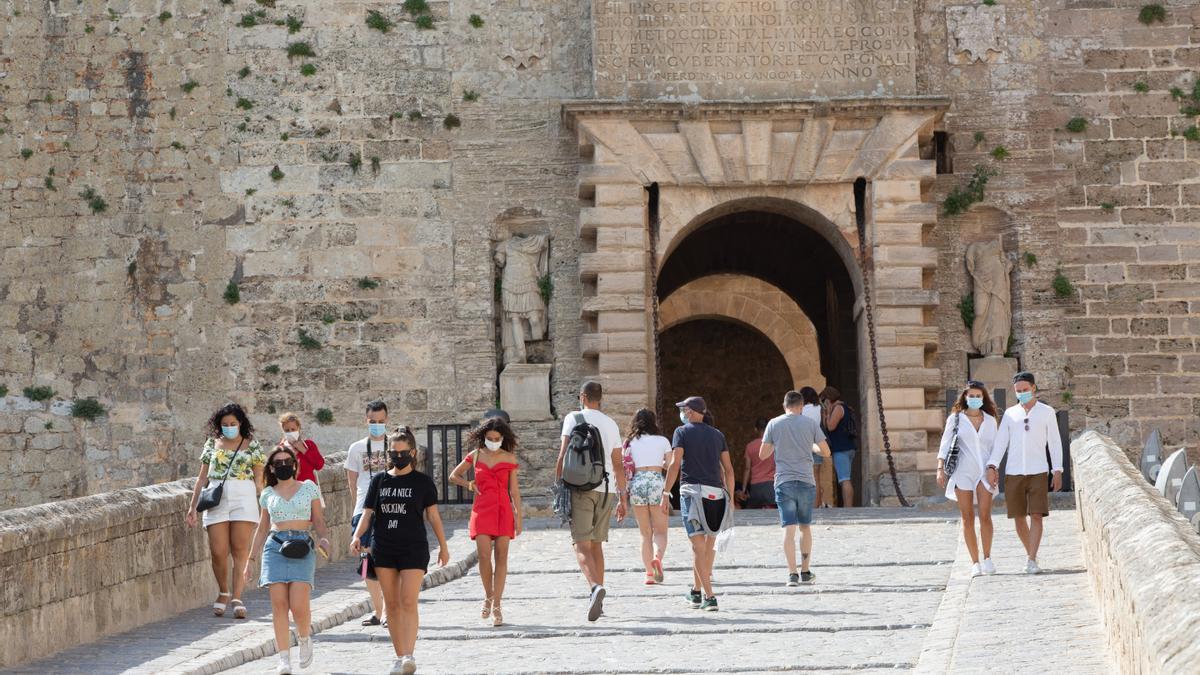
[775, 480, 816, 527]
[260, 529, 316, 587]
[832, 450, 856, 483]
[680, 491, 726, 538]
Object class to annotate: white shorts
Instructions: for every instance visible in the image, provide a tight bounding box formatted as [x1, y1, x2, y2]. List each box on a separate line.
[202, 478, 260, 527]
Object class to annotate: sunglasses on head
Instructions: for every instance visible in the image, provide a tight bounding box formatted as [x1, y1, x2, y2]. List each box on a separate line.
[966, 380, 986, 390]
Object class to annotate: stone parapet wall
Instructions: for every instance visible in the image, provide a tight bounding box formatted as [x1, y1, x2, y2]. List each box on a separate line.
[1072, 431, 1200, 673]
[0, 453, 354, 669]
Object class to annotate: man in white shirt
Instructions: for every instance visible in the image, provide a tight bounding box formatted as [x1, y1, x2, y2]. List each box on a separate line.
[556, 380, 625, 622]
[986, 372, 1064, 574]
[344, 400, 391, 625]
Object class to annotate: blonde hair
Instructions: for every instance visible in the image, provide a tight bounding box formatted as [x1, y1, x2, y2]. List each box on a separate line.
[278, 412, 301, 428]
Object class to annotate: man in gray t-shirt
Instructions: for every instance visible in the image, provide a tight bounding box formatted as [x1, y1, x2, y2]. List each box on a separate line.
[760, 390, 832, 586]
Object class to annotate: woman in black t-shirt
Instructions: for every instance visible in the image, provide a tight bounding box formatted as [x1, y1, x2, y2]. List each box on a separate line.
[350, 427, 450, 675]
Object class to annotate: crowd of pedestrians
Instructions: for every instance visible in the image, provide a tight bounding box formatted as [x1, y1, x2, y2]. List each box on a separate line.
[183, 370, 1062, 674]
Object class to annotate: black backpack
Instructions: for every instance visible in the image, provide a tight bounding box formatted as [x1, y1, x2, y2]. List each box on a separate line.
[562, 412, 609, 492]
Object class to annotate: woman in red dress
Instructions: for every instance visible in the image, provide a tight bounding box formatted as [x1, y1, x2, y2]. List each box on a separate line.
[450, 417, 522, 626]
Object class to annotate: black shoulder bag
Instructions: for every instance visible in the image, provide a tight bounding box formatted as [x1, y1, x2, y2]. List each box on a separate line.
[196, 439, 245, 512]
[944, 412, 961, 478]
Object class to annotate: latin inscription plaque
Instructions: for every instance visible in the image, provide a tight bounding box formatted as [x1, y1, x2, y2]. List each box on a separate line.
[593, 0, 917, 100]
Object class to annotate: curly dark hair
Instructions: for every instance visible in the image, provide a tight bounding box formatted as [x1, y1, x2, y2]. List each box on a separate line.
[264, 445, 297, 488]
[625, 408, 660, 446]
[207, 402, 254, 440]
[467, 417, 519, 453]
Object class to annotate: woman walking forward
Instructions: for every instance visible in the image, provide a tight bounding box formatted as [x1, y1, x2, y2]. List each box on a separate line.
[185, 403, 265, 620]
[624, 408, 671, 585]
[350, 427, 450, 675]
[244, 446, 332, 674]
[449, 417, 523, 626]
[937, 381, 1000, 577]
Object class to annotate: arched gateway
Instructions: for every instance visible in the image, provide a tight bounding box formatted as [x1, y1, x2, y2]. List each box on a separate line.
[565, 100, 948, 505]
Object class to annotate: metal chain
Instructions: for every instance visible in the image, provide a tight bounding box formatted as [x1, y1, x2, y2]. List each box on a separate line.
[648, 190, 664, 418]
[856, 186, 911, 508]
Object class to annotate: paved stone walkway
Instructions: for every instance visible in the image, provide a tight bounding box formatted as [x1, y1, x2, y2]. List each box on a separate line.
[223, 508, 1111, 674]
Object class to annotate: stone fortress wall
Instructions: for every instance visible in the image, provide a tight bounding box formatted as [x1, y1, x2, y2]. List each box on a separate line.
[3, 0, 1200, 508]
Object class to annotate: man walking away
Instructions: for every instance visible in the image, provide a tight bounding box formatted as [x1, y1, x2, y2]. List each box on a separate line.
[663, 396, 735, 612]
[760, 391, 832, 586]
[986, 372, 1063, 574]
[557, 381, 626, 621]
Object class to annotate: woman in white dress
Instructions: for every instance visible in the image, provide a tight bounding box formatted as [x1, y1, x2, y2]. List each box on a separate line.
[937, 381, 1000, 578]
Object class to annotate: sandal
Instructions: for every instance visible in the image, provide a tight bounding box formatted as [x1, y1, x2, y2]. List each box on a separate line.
[481, 597, 493, 619]
[651, 558, 664, 583]
[644, 574, 656, 586]
[361, 614, 381, 626]
[230, 599, 247, 620]
[492, 604, 503, 627]
[213, 592, 231, 617]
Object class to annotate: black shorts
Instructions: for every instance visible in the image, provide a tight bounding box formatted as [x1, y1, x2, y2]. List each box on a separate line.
[370, 546, 430, 572]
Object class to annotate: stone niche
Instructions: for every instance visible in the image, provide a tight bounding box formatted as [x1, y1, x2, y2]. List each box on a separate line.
[592, 0, 918, 100]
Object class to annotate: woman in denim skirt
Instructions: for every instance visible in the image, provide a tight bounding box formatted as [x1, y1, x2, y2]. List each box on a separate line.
[245, 445, 331, 675]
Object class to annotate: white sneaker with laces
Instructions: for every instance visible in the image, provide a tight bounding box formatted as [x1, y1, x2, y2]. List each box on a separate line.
[389, 658, 406, 675]
[1027, 559, 1043, 574]
[400, 655, 417, 675]
[969, 562, 982, 578]
[276, 652, 292, 675]
[981, 558, 996, 575]
[298, 636, 313, 668]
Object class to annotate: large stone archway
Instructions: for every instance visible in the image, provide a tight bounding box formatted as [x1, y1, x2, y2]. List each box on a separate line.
[658, 274, 824, 390]
[565, 99, 949, 503]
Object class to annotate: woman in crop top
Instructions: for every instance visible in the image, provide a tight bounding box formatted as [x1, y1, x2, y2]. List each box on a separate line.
[623, 408, 673, 585]
[244, 445, 331, 675]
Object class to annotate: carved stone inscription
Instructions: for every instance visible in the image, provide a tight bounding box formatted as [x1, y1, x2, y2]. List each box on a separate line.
[593, 0, 917, 100]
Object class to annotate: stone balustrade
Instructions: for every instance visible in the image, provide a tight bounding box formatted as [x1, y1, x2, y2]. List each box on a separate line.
[1072, 431, 1200, 673]
[0, 453, 356, 669]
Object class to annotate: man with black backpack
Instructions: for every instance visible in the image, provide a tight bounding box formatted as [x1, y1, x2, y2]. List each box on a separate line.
[557, 380, 625, 622]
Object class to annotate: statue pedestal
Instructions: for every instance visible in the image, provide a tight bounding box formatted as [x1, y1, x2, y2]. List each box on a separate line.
[499, 363, 553, 421]
[969, 356, 1019, 400]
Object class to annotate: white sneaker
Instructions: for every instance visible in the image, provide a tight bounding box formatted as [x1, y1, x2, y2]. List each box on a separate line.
[981, 558, 996, 575]
[1025, 559, 1042, 574]
[969, 562, 982, 578]
[276, 652, 292, 675]
[298, 636, 313, 668]
[389, 658, 405, 675]
[400, 655, 417, 675]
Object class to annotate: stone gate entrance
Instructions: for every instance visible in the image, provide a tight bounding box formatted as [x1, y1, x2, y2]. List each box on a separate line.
[564, 99, 949, 503]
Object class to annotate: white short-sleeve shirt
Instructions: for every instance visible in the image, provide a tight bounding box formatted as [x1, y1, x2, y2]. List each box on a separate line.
[561, 409, 622, 494]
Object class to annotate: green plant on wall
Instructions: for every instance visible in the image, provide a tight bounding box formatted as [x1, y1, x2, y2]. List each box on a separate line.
[315, 408, 334, 425]
[1064, 117, 1088, 133]
[298, 329, 322, 350]
[469, 14, 484, 28]
[270, 165, 285, 182]
[71, 398, 107, 421]
[1052, 268, 1075, 298]
[357, 277, 380, 290]
[0, 384, 7, 398]
[943, 165, 997, 216]
[223, 281, 240, 304]
[990, 145, 1010, 160]
[1138, 4, 1166, 24]
[538, 273, 553, 306]
[24, 386, 55, 401]
[443, 113, 461, 130]
[1023, 252, 1037, 267]
[958, 294, 975, 329]
[366, 10, 395, 32]
[286, 42, 315, 59]
[81, 187, 107, 214]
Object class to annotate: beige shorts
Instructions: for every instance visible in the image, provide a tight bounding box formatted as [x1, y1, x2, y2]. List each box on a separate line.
[1005, 473, 1049, 518]
[570, 489, 614, 543]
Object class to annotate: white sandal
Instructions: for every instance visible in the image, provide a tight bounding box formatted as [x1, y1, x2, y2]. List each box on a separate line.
[213, 592, 231, 617]
[231, 598, 247, 619]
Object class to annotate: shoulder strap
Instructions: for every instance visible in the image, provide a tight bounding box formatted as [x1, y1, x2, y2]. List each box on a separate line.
[219, 438, 245, 486]
[573, 411, 587, 427]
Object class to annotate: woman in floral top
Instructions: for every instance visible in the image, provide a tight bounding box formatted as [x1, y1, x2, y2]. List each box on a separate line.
[186, 402, 266, 619]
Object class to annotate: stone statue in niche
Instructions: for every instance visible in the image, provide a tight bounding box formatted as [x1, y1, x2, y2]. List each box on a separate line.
[496, 234, 549, 365]
[966, 237, 1013, 357]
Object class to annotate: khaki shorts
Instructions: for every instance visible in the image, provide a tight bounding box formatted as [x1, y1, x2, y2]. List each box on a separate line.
[570, 489, 614, 543]
[1005, 473, 1049, 518]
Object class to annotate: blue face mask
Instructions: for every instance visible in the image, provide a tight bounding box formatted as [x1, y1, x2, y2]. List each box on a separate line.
[368, 422, 387, 438]
[679, 411, 689, 425]
[966, 397, 984, 410]
[1016, 391, 1034, 405]
[221, 425, 239, 440]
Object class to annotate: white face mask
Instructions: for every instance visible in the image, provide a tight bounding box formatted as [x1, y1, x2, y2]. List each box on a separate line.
[284, 431, 300, 442]
[484, 439, 503, 451]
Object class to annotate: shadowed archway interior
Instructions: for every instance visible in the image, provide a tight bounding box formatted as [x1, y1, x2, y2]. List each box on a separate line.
[656, 208, 863, 502]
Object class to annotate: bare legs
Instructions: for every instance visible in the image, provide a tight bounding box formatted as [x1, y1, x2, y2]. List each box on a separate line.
[376, 568, 425, 657]
[1014, 513, 1044, 561]
[633, 504, 669, 576]
[205, 521, 255, 602]
[689, 534, 717, 597]
[266, 582, 313, 653]
[782, 524, 813, 574]
[954, 484, 996, 565]
[573, 540, 605, 588]
[839, 480, 854, 508]
[366, 579, 386, 622]
[977, 484, 994, 561]
[475, 535, 511, 608]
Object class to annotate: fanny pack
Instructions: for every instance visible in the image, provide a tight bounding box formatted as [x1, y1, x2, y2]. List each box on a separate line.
[272, 534, 313, 559]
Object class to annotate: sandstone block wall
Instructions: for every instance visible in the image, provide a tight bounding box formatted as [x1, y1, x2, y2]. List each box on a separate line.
[1072, 431, 1200, 673]
[0, 453, 355, 669]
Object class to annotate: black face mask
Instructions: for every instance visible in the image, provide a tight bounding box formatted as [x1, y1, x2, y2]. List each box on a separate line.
[389, 451, 413, 470]
[273, 464, 295, 481]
